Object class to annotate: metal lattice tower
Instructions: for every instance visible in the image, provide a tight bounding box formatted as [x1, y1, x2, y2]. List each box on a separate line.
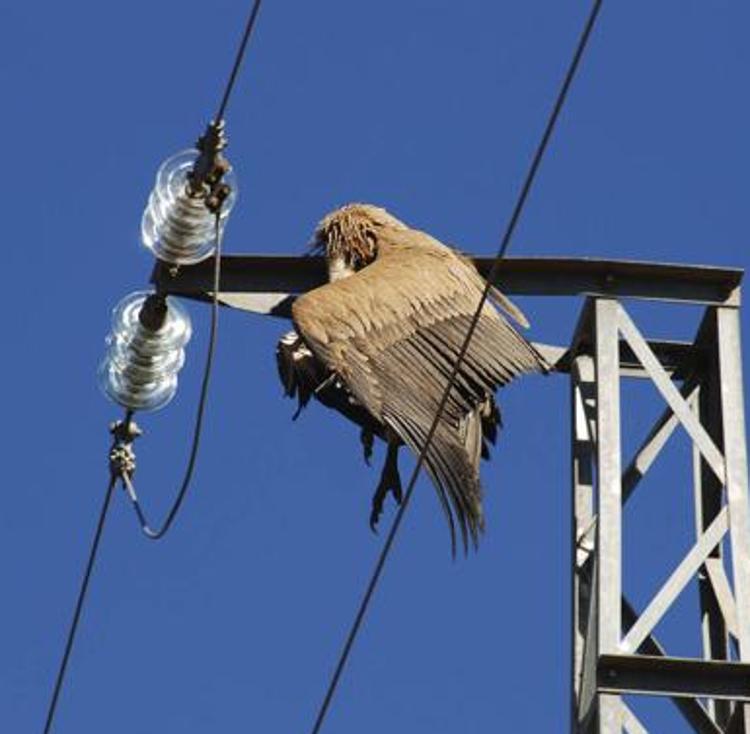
[570, 294, 750, 733]
[155, 254, 750, 733]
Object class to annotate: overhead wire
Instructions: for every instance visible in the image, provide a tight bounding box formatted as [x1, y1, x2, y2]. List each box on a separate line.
[42, 475, 118, 734]
[217, 0, 264, 122]
[308, 2, 604, 732]
[41, 2, 266, 731]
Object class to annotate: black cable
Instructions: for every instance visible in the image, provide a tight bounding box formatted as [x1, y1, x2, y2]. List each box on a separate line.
[308, 2, 604, 732]
[216, 0, 264, 122]
[42, 475, 117, 734]
[121, 216, 223, 539]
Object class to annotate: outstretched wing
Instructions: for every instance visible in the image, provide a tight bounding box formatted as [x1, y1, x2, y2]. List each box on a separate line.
[292, 228, 546, 550]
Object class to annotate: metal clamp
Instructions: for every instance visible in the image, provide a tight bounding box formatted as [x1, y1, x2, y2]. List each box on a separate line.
[108, 417, 142, 480]
[188, 120, 233, 214]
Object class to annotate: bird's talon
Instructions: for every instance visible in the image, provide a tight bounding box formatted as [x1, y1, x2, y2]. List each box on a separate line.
[360, 429, 374, 466]
[369, 496, 385, 531]
[369, 481, 388, 532]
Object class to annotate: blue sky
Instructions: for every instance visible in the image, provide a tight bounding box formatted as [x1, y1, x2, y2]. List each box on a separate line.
[1, 1, 748, 732]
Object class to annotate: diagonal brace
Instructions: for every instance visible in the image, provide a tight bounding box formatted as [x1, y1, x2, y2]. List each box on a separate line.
[617, 306, 726, 485]
[704, 558, 739, 640]
[621, 507, 728, 653]
[622, 377, 700, 505]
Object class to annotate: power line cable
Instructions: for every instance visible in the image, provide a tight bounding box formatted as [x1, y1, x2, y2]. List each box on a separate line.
[308, 2, 604, 732]
[42, 475, 117, 734]
[216, 0, 264, 122]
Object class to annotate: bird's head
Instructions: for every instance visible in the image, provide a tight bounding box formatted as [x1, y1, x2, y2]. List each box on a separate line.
[309, 203, 408, 271]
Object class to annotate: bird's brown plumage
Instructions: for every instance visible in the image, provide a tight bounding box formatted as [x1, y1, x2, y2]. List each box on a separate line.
[283, 203, 547, 550]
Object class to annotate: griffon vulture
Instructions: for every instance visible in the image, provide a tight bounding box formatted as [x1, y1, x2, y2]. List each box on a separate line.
[277, 204, 547, 551]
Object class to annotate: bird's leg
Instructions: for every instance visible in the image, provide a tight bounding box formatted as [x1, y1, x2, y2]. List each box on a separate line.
[369, 440, 402, 532]
[360, 428, 374, 466]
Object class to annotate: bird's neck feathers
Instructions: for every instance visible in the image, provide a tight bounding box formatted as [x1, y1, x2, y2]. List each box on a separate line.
[312, 212, 378, 283]
[321, 217, 377, 273]
[311, 204, 410, 281]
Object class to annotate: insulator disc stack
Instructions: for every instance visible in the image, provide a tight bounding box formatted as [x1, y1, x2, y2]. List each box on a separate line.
[141, 149, 238, 265]
[99, 292, 192, 412]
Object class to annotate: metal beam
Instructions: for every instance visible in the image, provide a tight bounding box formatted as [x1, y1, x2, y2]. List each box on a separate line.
[595, 299, 624, 732]
[599, 694, 624, 733]
[152, 255, 743, 307]
[557, 340, 704, 379]
[727, 706, 746, 734]
[621, 598, 722, 734]
[579, 561, 600, 729]
[572, 355, 597, 723]
[595, 299, 623, 656]
[692, 314, 733, 728]
[716, 307, 750, 732]
[597, 654, 750, 702]
[621, 702, 648, 734]
[704, 558, 739, 640]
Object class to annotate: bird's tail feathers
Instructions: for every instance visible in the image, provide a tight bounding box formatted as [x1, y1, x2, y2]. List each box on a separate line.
[387, 411, 486, 555]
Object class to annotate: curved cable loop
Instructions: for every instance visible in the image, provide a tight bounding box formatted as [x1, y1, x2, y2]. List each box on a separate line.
[308, 2, 604, 732]
[119, 215, 223, 540]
